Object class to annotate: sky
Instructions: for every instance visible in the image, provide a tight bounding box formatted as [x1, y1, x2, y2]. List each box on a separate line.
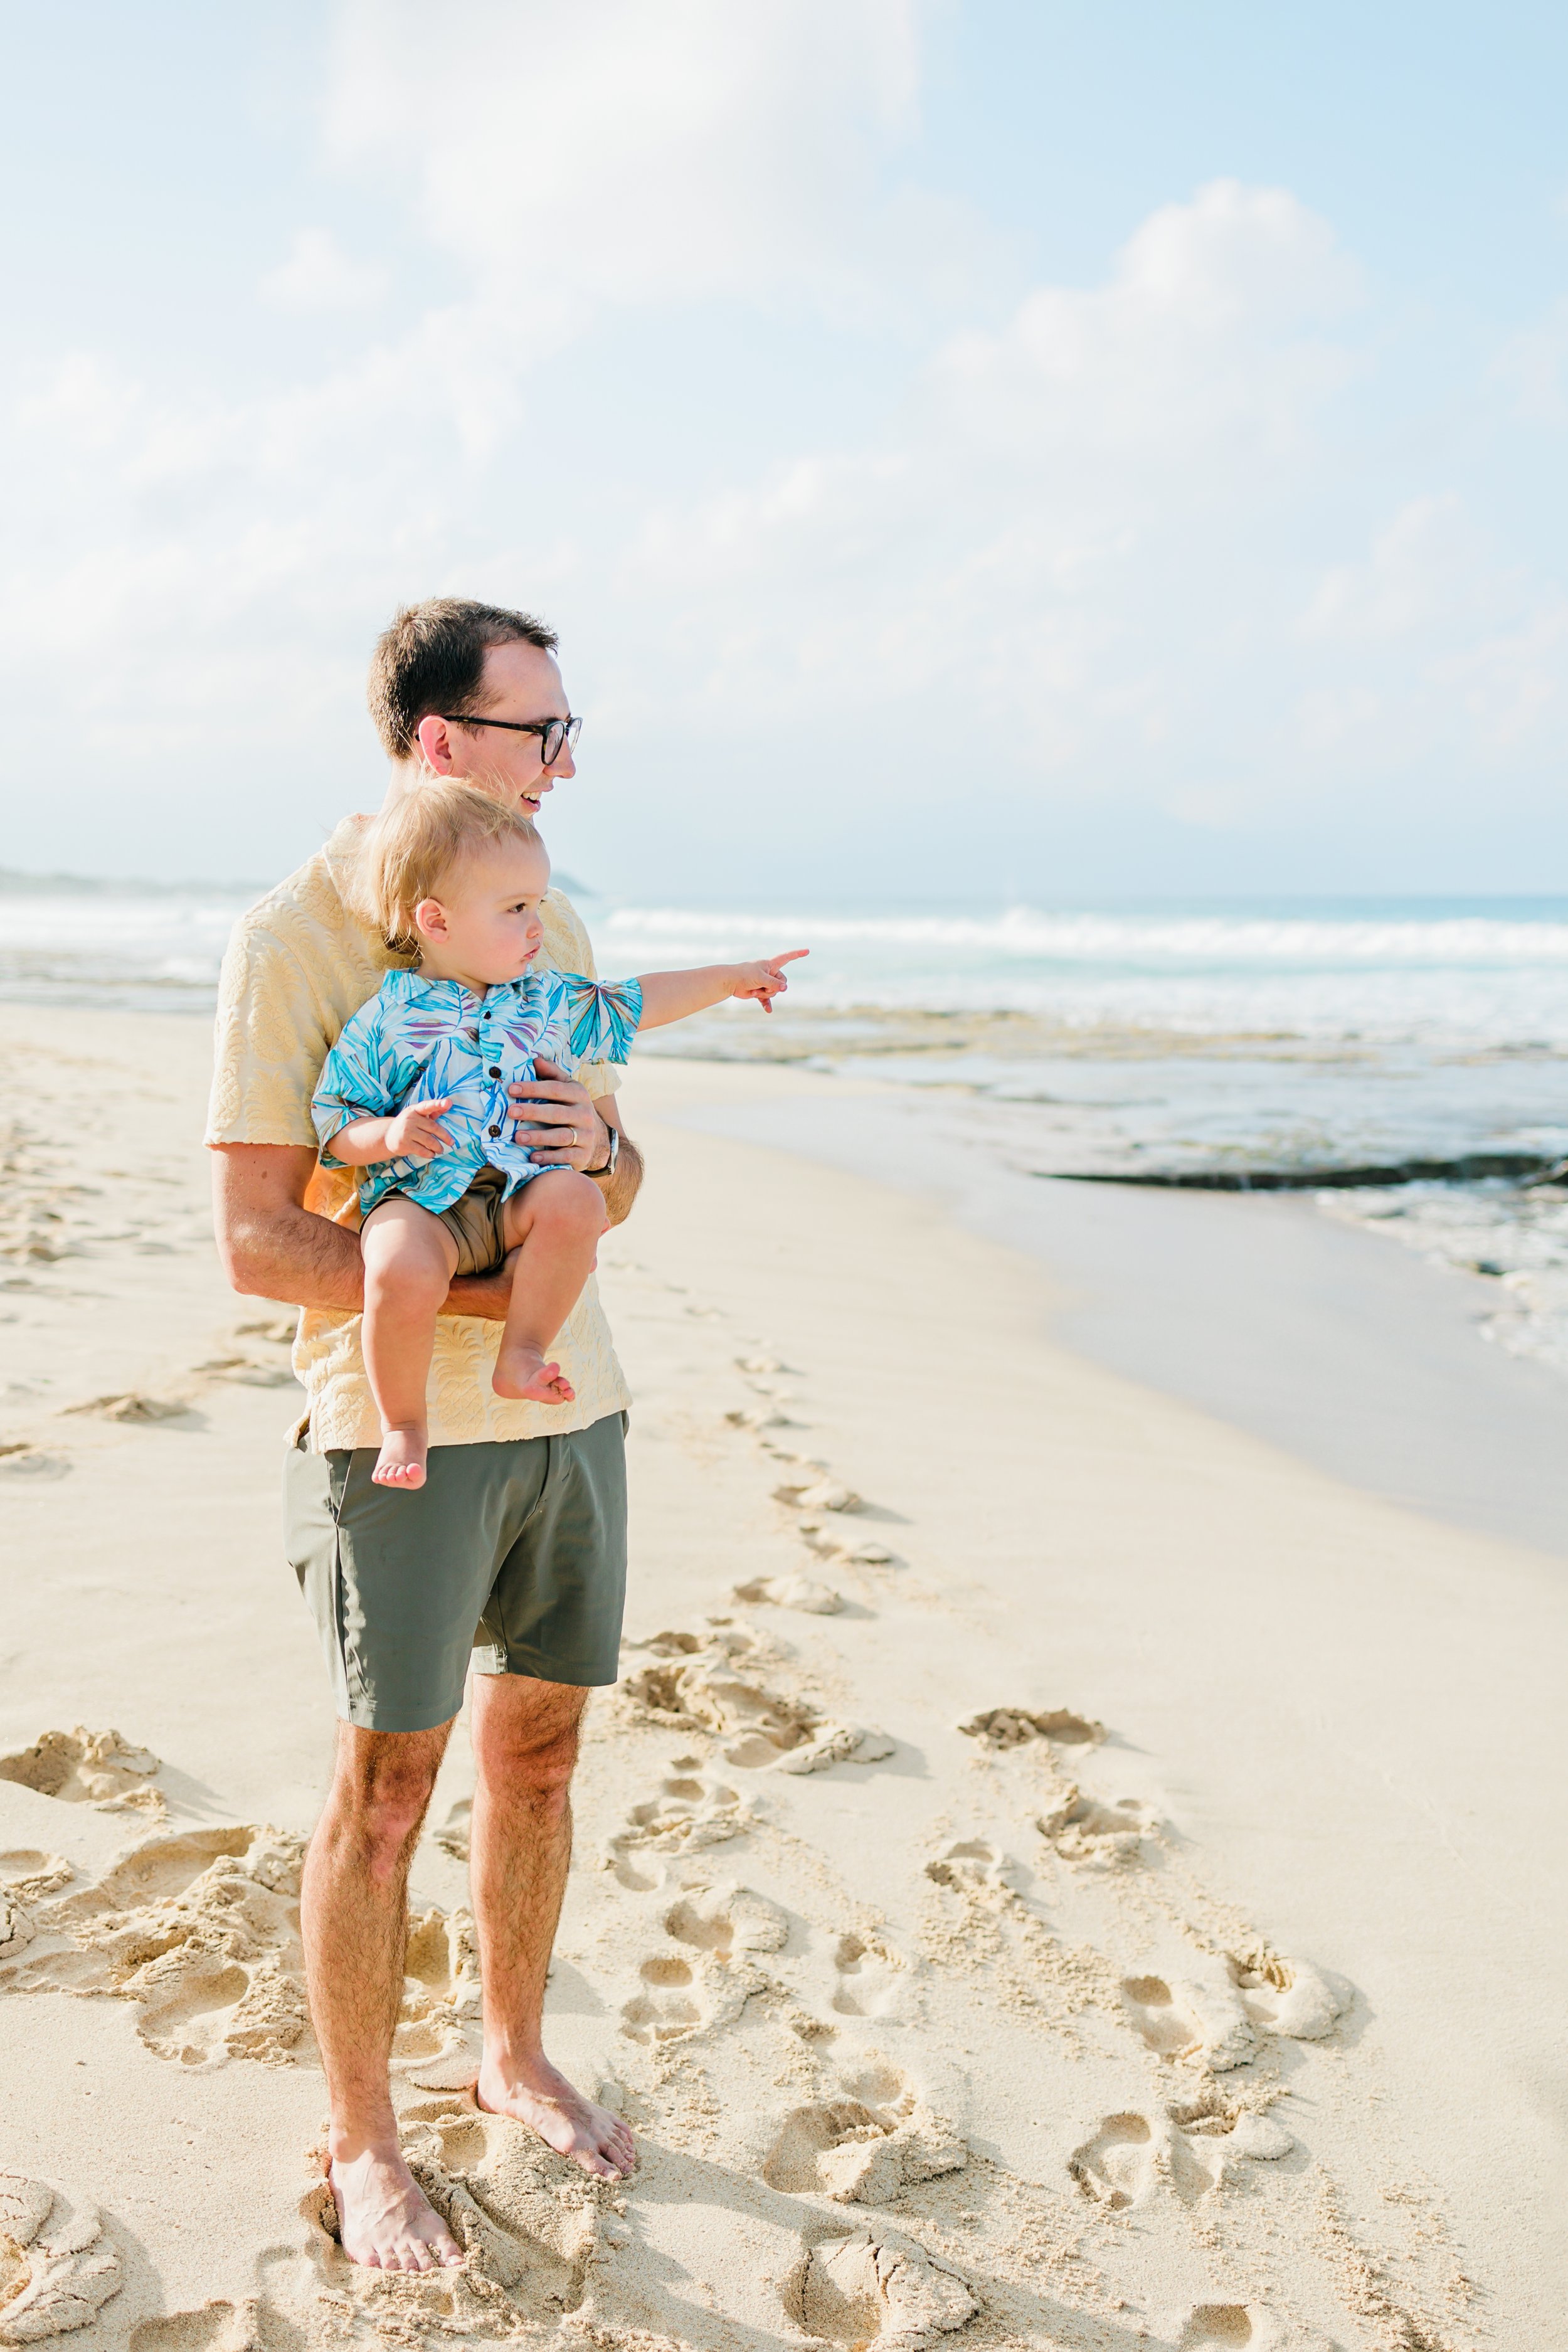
[4, 1, 1568, 899]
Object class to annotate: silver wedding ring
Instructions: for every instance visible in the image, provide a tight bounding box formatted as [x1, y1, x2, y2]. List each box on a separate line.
[569, 1128, 578, 1147]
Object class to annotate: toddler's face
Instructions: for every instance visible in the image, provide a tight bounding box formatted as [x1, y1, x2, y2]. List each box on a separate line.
[416, 839, 551, 986]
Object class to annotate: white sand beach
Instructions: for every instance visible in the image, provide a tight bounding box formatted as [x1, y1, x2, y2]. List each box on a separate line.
[1, 1006, 1562, 2351]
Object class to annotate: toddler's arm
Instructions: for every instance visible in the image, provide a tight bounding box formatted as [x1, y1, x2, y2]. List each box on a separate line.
[635, 952, 807, 1028]
[329, 1098, 458, 1168]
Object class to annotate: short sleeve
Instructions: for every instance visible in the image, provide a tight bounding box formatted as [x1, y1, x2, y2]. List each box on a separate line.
[539, 887, 625, 1099]
[555, 975, 642, 1074]
[205, 918, 332, 1148]
[311, 1004, 396, 1162]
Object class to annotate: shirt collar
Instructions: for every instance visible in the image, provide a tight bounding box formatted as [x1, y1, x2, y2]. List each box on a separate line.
[384, 968, 529, 1010]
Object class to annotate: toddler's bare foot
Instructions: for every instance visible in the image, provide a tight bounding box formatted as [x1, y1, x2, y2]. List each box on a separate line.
[373, 1427, 428, 1488]
[493, 1347, 576, 1405]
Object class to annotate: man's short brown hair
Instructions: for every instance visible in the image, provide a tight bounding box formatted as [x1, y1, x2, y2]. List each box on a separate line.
[368, 598, 558, 761]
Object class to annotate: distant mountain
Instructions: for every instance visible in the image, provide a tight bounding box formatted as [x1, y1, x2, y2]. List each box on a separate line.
[0, 865, 267, 897]
[0, 864, 595, 899]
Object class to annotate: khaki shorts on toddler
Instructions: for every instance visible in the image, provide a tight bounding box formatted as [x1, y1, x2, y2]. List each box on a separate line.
[435, 1162, 512, 1278]
[382, 1162, 568, 1279]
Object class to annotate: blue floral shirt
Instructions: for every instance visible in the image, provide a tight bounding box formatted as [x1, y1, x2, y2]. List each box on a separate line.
[311, 965, 643, 1218]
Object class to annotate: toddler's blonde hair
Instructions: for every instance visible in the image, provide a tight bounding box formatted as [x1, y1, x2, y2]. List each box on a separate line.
[362, 781, 545, 958]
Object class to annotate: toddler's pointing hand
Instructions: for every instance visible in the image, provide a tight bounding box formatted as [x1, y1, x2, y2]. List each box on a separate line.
[730, 950, 808, 1014]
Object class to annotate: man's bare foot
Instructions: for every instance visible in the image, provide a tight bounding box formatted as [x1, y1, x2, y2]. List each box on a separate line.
[492, 1348, 576, 1405]
[475, 2053, 634, 2181]
[373, 1427, 428, 1489]
[328, 2142, 464, 2271]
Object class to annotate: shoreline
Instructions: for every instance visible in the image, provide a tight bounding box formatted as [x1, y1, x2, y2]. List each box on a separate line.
[644, 1054, 1568, 1562]
[0, 1011, 1559, 2346]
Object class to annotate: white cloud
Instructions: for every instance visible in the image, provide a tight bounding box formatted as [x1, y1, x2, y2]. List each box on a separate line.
[323, 0, 961, 321]
[1303, 497, 1482, 640]
[259, 227, 389, 313]
[605, 183, 1368, 764]
[4, 4, 1568, 887]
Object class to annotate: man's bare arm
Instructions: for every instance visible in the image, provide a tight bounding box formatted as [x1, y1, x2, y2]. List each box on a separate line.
[209, 1144, 514, 1320]
[591, 1097, 644, 1229]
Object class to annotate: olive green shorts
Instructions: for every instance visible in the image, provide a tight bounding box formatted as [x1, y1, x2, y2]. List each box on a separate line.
[283, 1411, 628, 1733]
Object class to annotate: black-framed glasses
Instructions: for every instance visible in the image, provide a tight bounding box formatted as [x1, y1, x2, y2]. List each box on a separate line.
[440, 712, 582, 766]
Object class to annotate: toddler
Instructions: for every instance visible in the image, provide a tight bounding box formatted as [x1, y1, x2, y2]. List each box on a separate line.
[312, 782, 803, 1490]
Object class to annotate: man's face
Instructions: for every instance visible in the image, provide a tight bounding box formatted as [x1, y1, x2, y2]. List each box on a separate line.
[417, 638, 577, 820]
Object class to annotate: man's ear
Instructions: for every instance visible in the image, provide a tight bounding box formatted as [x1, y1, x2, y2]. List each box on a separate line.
[414, 714, 457, 774]
[413, 897, 450, 946]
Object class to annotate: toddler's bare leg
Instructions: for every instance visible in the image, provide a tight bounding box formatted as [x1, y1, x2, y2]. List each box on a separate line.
[492, 1173, 608, 1406]
[360, 1198, 460, 1490]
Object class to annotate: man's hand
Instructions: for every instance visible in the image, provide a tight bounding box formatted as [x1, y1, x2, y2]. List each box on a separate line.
[508, 1057, 608, 1171]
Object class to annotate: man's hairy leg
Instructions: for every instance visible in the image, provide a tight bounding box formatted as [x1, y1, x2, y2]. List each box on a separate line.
[469, 1675, 635, 2180]
[302, 1722, 465, 2270]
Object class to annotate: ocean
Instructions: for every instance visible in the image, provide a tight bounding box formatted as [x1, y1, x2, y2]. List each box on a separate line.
[6, 877, 1567, 1376]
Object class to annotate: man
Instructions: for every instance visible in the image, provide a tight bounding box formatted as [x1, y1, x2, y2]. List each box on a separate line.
[207, 600, 640, 2274]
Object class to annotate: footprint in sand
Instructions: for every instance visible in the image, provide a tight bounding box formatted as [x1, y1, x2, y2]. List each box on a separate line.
[830, 1932, 904, 2018]
[603, 1761, 749, 1887]
[724, 1404, 802, 1433]
[393, 1909, 484, 2089]
[0, 1853, 72, 1962]
[764, 2062, 965, 2205]
[799, 1522, 898, 1566]
[662, 1881, 789, 1960]
[1039, 1788, 1159, 1866]
[1170, 2307, 1305, 2350]
[958, 1706, 1105, 1751]
[618, 1954, 706, 2045]
[0, 1854, 71, 1904]
[1, 1822, 470, 2083]
[620, 1655, 892, 1776]
[1119, 1974, 1257, 2071]
[1069, 2094, 1292, 2211]
[1227, 1950, 1351, 2041]
[619, 1882, 788, 2045]
[924, 1840, 1014, 1895]
[193, 1354, 298, 1390]
[733, 1573, 845, 1615]
[1067, 2112, 1163, 2210]
[785, 2225, 975, 2343]
[773, 1475, 863, 1515]
[60, 1391, 192, 1424]
[0, 1448, 70, 1483]
[0, 1728, 163, 1814]
[0, 2172, 122, 2344]
[4, 1825, 310, 2066]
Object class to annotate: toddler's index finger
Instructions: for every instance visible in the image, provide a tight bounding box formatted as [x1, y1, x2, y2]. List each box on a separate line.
[771, 949, 809, 967]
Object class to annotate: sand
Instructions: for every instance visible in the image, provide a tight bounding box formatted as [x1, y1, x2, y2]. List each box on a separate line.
[0, 1005, 1562, 2351]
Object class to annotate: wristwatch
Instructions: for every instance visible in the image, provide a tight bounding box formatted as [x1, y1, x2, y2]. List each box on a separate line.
[590, 1123, 620, 1179]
